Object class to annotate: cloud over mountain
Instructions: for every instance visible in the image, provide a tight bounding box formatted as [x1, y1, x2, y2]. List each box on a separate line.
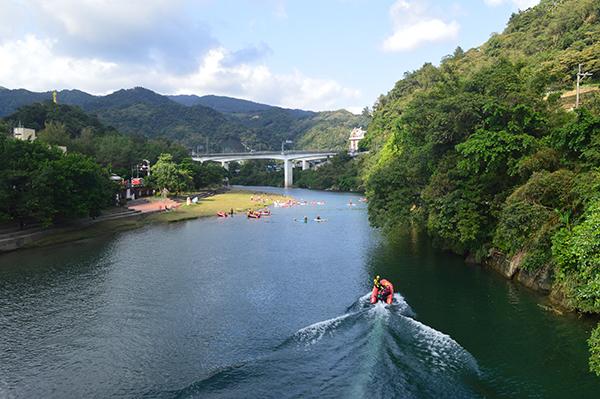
[382, 0, 459, 52]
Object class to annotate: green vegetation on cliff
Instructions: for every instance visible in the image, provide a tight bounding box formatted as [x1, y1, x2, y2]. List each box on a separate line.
[360, 0, 600, 373]
[295, 153, 364, 192]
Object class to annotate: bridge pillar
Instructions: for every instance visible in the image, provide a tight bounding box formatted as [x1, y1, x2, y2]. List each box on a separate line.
[221, 161, 229, 171]
[284, 159, 293, 188]
[302, 160, 309, 170]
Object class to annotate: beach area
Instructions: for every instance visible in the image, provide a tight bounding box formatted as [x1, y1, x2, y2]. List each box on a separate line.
[0, 189, 291, 253]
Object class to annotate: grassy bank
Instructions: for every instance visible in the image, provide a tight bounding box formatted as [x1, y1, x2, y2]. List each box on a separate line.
[147, 190, 289, 223]
[12, 189, 289, 252]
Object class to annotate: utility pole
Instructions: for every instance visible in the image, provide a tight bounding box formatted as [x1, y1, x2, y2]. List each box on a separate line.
[576, 63, 593, 108]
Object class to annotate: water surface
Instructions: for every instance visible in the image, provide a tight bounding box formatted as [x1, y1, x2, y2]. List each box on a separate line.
[0, 187, 598, 398]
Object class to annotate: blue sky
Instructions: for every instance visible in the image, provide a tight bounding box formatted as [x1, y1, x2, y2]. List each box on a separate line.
[0, 0, 540, 112]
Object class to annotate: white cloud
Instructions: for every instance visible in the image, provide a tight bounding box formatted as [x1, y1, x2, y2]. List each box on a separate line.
[0, 35, 121, 93]
[4, 1, 216, 73]
[170, 48, 361, 110]
[0, 38, 360, 111]
[382, 0, 459, 52]
[0, 0, 362, 111]
[483, 0, 540, 9]
[35, 0, 176, 41]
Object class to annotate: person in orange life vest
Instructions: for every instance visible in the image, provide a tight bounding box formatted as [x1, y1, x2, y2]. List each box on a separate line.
[370, 275, 394, 304]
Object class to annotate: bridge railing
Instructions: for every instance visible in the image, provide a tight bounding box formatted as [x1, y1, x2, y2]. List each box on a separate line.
[191, 150, 339, 157]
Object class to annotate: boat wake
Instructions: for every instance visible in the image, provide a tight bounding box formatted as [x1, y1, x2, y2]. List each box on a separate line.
[168, 293, 482, 398]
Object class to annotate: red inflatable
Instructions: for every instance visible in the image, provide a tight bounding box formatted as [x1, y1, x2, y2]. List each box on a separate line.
[217, 211, 228, 218]
[247, 211, 261, 219]
[370, 279, 394, 304]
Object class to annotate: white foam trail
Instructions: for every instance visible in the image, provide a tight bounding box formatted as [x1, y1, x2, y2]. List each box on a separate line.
[404, 316, 479, 372]
[292, 312, 354, 345]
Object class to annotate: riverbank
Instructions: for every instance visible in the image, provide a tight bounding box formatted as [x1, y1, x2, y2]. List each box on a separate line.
[146, 190, 289, 223]
[0, 189, 290, 254]
[3, 187, 598, 398]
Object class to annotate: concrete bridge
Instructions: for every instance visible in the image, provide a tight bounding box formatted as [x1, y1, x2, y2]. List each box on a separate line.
[192, 151, 337, 188]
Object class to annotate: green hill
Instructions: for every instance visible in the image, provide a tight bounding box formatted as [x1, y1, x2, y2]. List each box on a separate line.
[169, 94, 275, 113]
[0, 87, 364, 151]
[360, 0, 600, 374]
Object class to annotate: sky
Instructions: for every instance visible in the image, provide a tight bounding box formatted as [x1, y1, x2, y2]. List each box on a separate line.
[0, 0, 541, 113]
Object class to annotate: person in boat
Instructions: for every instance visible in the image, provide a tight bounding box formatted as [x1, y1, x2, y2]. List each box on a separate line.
[370, 275, 394, 304]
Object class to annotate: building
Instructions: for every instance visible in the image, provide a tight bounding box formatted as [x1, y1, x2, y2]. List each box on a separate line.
[348, 127, 365, 153]
[13, 127, 36, 141]
[13, 126, 67, 153]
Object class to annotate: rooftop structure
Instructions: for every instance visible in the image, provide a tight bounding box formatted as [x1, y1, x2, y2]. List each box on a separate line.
[13, 127, 36, 141]
[349, 127, 365, 153]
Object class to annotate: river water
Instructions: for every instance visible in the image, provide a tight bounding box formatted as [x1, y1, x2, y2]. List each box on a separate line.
[0, 187, 598, 398]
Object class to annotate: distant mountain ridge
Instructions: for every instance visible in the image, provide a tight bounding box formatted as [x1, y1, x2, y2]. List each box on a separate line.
[0, 87, 368, 151]
[169, 94, 275, 113]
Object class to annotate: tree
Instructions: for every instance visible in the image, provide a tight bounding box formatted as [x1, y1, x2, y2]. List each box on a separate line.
[180, 158, 225, 189]
[37, 121, 70, 147]
[0, 135, 61, 226]
[150, 153, 192, 193]
[590, 324, 600, 377]
[31, 153, 114, 224]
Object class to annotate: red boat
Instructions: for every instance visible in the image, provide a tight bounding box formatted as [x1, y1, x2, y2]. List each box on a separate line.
[247, 211, 261, 219]
[370, 279, 394, 304]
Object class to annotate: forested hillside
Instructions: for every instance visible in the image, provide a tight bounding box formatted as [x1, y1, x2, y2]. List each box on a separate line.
[169, 94, 274, 113]
[360, 0, 600, 374]
[1, 102, 188, 178]
[0, 88, 364, 152]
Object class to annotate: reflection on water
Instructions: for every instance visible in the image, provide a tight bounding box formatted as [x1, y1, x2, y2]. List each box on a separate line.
[0, 187, 598, 398]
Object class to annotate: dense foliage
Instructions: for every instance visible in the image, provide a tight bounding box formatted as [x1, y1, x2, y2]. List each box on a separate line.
[591, 325, 600, 376]
[229, 160, 284, 187]
[0, 101, 228, 227]
[0, 87, 365, 152]
[0, 135, 114, 226]
[295, 153, 364, 191]
[146, 154, 225, 193]
[3, 102, 188, 178]
[360, 0, 600, 373]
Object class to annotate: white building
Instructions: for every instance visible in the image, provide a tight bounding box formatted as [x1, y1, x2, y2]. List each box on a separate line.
[13, 127, 36, 141]
[348, 127, 365, 153]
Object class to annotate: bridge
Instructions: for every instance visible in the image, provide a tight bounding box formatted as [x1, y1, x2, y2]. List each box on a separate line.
[192, 151, 338, 188]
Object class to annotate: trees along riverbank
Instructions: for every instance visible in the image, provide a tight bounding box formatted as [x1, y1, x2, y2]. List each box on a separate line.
[358, 0, 600, 376]
[226, 154, 366, 192]
[0, 134, 114, 227]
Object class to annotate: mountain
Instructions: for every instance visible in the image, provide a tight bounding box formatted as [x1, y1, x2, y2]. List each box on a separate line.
[3, 101, 109, 137]
[0, 87, 367, 151]
[0, 89, 52, 116]
[169, 94, 274, 113]
[87, 87, 174, 110]
[296, 110, 368, 151]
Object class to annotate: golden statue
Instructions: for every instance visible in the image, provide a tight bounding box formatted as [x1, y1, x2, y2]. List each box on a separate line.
[52, 90, 57, 104]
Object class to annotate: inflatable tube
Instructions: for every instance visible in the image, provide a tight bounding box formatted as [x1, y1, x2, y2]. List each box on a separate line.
[370, 286, 378, 304]
[247, 211, 261, 219]
[217, 211, 228, 218]
[370, 279, 394, 304]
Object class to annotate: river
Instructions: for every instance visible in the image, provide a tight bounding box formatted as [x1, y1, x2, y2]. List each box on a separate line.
[0, 187, 598, 398]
